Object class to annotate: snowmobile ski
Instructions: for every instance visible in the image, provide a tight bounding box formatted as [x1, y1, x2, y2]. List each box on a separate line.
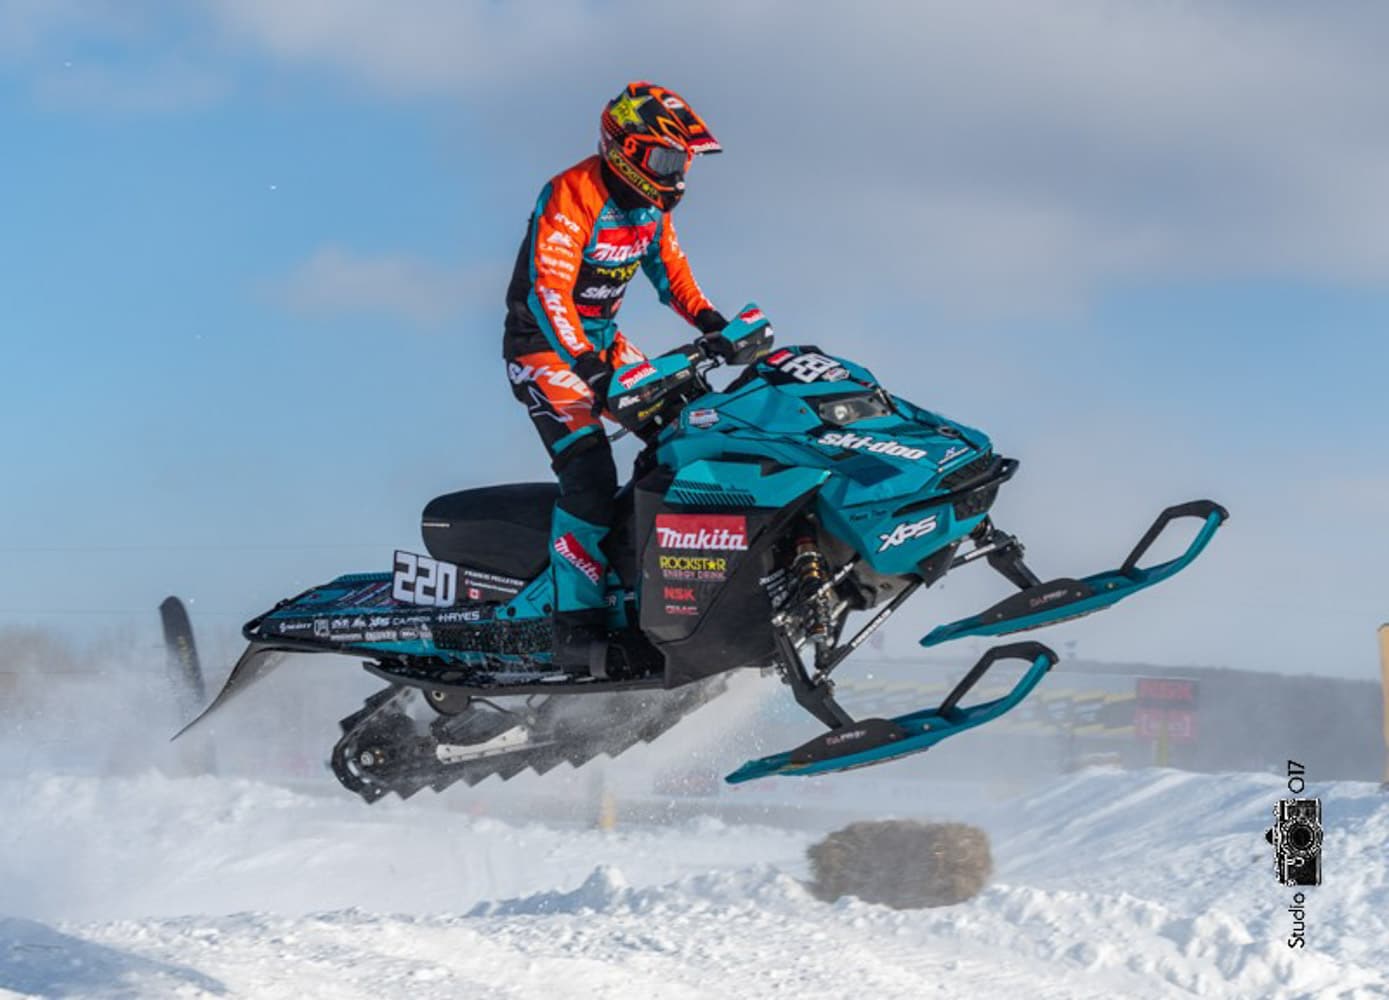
[725, 642, 1056, 782]
[921, 501, 1228, 647]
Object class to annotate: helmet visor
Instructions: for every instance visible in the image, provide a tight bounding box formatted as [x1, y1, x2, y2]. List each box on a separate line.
[643, 144, 691, 178]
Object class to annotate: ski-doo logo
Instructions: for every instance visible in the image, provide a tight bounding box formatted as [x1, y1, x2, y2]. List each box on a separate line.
[579, 283, 625, 301]
[877, 515, 939, 553]
[818, 432, 927, 461]
[655, 514, 748, 551]
[537, 286, 584, 355]
[554, 533, 603, 584]
[590, 223, 656, 263]
[617, 361, 658, 389]
[392, 550, 458, 607]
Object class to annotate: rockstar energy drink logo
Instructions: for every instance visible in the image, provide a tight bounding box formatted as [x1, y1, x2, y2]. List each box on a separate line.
[658, 555, 728, 572]
[605, 146, 662, 200]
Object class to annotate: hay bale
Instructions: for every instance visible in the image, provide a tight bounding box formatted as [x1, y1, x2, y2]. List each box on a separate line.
[806, 820, 992, 909]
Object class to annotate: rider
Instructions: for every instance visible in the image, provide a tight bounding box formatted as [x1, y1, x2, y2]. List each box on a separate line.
[503, 81, 735, 671]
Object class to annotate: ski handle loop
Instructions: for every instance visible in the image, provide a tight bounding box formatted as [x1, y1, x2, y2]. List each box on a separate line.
[937, 641, 1058, 719]
[1119, 500, 1230, 578]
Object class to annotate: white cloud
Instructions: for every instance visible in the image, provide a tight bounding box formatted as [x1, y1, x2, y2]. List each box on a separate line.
[197, 0, 1389, 312]
[278, 245, 498, 329]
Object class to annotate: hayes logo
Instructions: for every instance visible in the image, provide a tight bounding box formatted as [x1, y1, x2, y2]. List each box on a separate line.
[818, 431, 927, 461]
[590, 224, 656, 263]
[655, 514, 749, 551]
[617, 361, 658, 389]
[877, 514, 939, 552]
[554, 533, 603, 584]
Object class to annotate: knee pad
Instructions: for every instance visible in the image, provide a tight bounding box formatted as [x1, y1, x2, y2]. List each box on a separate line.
[552, 432, 617, 526]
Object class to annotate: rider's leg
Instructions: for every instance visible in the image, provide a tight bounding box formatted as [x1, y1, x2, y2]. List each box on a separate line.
[506, 351, 618, 671]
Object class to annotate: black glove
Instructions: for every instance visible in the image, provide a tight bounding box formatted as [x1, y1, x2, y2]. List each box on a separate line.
[693, 308, 735, 362]
[698, 333, 737, 363]
[572, 351, 613, 413]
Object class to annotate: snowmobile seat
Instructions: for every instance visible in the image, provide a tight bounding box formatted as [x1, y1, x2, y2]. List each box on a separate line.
[422, 483, 560, 582]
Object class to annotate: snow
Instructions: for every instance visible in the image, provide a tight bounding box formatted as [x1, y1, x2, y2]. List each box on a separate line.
[2, 765, 1384, 999]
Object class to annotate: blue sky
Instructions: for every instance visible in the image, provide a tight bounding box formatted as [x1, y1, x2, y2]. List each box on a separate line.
[2, 1, 1386, 678]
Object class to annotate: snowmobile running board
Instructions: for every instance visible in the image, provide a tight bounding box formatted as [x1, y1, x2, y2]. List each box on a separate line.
[920, 500, 1228, 648]
[725, 642, 1057, 783]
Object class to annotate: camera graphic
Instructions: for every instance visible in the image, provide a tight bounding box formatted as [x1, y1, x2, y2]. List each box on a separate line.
[1265, 798, 1322, 887]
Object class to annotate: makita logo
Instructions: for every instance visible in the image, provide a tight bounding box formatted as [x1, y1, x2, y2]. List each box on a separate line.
[617, 361, 658, 389]
[819, 432, 927, 461]
[654, 514, 748, 551]
[590, 224, 656, 263]
[877, 514, 939, 552]
[554, 532, 603, 584]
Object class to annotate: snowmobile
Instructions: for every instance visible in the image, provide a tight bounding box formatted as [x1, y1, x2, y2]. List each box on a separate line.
[176, 305, 1227, 803]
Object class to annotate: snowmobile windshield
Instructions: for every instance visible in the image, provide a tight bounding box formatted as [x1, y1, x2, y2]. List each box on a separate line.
[816, 390, 893, 426]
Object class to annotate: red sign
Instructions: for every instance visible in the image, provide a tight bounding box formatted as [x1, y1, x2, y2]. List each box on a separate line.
[1134, 706, 1198, 744]
[1136, 677, 1199, 705]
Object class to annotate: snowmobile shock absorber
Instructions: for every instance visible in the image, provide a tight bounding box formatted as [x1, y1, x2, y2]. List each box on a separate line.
[792, 536, 834, 646]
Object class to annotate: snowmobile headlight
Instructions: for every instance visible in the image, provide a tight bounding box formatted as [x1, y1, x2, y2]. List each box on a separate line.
[816, 392, 892, 426]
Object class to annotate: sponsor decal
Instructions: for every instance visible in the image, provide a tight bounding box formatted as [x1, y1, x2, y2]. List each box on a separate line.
[545, 230, 576, 249]
[768, 350, 850, 383]
[590, 223, 657, 263]
[552, 211, 582, 235]
[609, 93, 648, 127]
[537, 286, 585, 355]
[435, 608, 487, 624]
[664, 586, 696, 602]
[276, 620, 314, 634]
[364, 629, 398, 642]
[657, 555, 728, 572]
[664, 604, 699, 617]
[313, 619, 330, 639]
[538, 254, 575, 273]
[616, 393, 643, 410]
[593, 261, 640, 281]
[687, 408, 719, 429]
[617, 361, 658, 389]
[332, 632, 364, 642]
[877, 514, 939, 553]
[579, 283, 625, 300]
[737, 307, 765, 325]
[687, 138, 721, 154]
[576, 303, 606, 318]
[554, 532, 603, 584]
[655, 514, 748, 551]
[939, 444, 972, 465]
[818, 431, 927, 461]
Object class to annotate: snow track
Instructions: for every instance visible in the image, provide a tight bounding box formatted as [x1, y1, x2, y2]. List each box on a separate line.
[2, 768, 1384, 999]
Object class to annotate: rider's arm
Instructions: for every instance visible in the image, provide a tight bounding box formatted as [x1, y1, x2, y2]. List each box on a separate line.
[526, 174, 598, 365]
[642, 214, 723, 332]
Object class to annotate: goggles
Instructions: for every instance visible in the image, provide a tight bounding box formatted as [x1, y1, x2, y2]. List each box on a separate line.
[643, 143, 692, 178]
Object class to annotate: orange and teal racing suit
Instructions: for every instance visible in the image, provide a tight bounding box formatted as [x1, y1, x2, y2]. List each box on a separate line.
[502, 155, 727, 621]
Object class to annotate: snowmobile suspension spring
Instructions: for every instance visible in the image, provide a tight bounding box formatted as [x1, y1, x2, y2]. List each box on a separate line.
[793, 538, 835, 645]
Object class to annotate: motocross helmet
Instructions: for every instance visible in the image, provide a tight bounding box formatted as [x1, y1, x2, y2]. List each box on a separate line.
[599, 81, 721, 211]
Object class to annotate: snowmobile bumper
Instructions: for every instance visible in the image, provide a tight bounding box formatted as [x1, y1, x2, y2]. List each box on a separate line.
[725, 642, 1056, 783]
[920, 500, 1228, 648]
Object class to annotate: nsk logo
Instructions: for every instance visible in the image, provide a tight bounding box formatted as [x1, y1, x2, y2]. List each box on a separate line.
[591, 224, 656, 263]
[818, 432, 928, 461]
[655, 514, 748, 551]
